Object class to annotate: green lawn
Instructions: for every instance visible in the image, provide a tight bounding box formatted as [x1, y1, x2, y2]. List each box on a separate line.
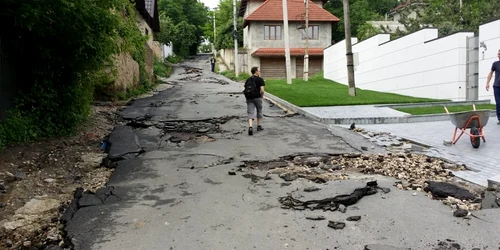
[395, 104, 495, 115]
[264, 74, 448, 107]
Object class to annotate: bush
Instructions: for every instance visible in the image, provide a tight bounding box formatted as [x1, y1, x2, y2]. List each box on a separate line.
[220, 70, 251, 82]
[0, 0, 146, 148]
[154, 57, 172, 78]
[166, 55, 183, 64]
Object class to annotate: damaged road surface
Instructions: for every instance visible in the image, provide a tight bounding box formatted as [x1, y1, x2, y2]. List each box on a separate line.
[64, 55, 500, 250]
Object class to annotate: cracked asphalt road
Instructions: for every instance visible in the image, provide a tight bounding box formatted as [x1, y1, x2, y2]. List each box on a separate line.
[65, 55, 500, 250]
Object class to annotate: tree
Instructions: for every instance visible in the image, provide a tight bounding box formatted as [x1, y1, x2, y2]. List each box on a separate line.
[395, 0, 500, 38]
[204, 0, 244, 50]
[325, 0, 399, 42]
[0, 0, 146, 146]
[157, 0, 210, 55]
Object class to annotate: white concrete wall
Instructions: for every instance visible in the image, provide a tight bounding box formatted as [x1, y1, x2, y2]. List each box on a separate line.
[324, 29, 475, 101]
[218, 49, 248, 74]
[162, 43, 174, 58]
[478, 20, 500, 104]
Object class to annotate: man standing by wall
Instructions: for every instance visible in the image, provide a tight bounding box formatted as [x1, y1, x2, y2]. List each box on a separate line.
[486, 49, 500, 125]
[243, 67, 265, 135]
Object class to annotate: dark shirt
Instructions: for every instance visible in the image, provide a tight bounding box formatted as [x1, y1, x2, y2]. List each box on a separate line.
[492, 61, 500, 87]
[251, 76, 265, 98]
[210, 58, 215, 64]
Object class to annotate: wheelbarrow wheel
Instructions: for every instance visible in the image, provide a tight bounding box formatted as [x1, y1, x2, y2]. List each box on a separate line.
[470, 127, 480, 148]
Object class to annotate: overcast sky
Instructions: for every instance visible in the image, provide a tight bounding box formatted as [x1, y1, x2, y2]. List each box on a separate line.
[200, 0, 219, 9]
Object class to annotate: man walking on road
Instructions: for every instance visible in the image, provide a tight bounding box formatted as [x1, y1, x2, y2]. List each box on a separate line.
[210, 56, 216, 72]
[243, 67, 265, 135]
[486, 49, 500, 125]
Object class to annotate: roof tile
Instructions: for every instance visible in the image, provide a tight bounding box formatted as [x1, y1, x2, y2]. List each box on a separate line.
[244, 0, 339, 27]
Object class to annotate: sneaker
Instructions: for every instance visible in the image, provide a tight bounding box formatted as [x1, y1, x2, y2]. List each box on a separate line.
[257, 125, 264, 131]
[248, 127, 253, 135]
[497, 121, 500, 125]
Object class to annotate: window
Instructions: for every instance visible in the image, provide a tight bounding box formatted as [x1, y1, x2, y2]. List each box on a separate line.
[264, 25, 282, 40]
[301, 25, 319, 40]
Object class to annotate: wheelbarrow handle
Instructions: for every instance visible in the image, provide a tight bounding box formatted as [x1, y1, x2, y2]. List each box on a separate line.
[444, 106, 450, 114]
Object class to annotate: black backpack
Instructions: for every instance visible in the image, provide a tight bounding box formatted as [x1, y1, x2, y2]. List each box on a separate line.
[243, 76, 259, 98]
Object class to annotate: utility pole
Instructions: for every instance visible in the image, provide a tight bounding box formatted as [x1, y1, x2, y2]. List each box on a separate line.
[283, 0, 292, 84]
[213, 9, 216, 55]
[303, 0, 309, 81]
[343, 0, 356, 96]
[233, 0, 239, 77]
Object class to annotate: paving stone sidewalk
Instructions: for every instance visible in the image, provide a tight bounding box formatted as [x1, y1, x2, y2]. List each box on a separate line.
[336, 120, 500, 187]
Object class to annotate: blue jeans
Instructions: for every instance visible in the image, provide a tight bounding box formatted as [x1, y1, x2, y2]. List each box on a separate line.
[494, 86, 500, 121]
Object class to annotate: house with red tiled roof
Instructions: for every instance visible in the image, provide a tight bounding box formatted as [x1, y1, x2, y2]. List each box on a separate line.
[239, 0, 339, 79]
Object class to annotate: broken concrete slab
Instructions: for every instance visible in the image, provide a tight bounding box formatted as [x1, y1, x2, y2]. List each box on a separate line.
[327, 221, 345, 230]
[346, 216, 361, 221]
[305, 216, 325, 221]
[107, 126, 143, 157]
[78, 194, 102, 208]
[424, 181, 477, 201]
[364, 244, 411, 250]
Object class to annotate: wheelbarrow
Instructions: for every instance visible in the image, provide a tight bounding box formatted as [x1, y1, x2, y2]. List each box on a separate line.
[444, 104, 490, 148]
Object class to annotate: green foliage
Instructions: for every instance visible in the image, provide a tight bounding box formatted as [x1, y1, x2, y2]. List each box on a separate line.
[395, 0, 500, 38]
[0, 110, 40, 148]
[265, 76, 447, 107]
[395, 104, 496, 115]
[220, 70, 251, 82]
[156, 15, 175, 46]
[357, 23, 383, 41]
[199, 43, 212, 53]
[157, 0, 209, 55]
[166, 55, 183, 64]
[325, 0, 399, 42]
[204, 0, 244, 50]
[116, 81, 157, 101]
[154, 57, 173, 77]
[0, 0, 148, 148]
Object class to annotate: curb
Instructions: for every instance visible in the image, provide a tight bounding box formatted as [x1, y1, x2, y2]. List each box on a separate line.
[264, 93, 497, 125]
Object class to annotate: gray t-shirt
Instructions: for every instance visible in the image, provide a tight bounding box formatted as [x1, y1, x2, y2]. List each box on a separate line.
[491, 61, 500, 87]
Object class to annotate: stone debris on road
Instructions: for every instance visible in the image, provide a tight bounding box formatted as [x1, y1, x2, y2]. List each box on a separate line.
[327, 221, 346, 230]
[305, 215, 325, 221]
[244, 152, 483, 211]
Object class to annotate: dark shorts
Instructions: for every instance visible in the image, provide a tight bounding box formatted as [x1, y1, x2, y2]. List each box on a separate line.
[246, 98, 263, 119]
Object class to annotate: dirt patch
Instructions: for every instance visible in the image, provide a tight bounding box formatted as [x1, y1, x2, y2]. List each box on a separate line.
[0, 104, 121, 249]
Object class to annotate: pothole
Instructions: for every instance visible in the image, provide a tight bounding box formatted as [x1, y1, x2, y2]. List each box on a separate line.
[161, 116, 238, 143]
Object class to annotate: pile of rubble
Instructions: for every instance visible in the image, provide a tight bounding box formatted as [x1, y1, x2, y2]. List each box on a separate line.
[337, 153, 464, 189]
[247, 153, 482, 211]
